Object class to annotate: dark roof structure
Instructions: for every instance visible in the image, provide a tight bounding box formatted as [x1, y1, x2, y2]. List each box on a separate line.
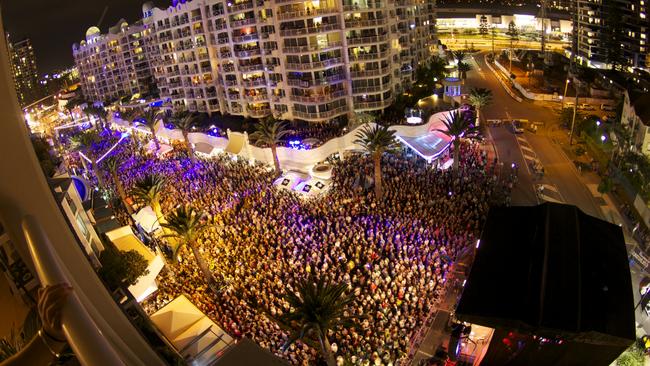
[215, 338, 288, 366]
[456, 203, 635, 365]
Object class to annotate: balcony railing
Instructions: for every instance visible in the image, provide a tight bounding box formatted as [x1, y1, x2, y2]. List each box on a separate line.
[228, 1, 254, 13]
[292, 106, 348, 120]
[279, 23, 340, 37]
[232, 33, 259, 43]
[344, 18, 387, 28]
[348, 50, 390, 61]
[285, 57, 343, 70]
[245, 94, 269, 102]
[352, 84, 390, 94]
[248, 108, 271, 117]
[289, 90, 347, 103]
[346, 34, 389, 45]
[238, 63, 264, 72]
[277, 7, 337, 20]
[343, 3, 384, 11]
[349, 66, 390, 77]
[235, 48, 261, 57]
[230, 17, 256, 28]
[354, 97, 393, 109]
[282, 41, 342, 53]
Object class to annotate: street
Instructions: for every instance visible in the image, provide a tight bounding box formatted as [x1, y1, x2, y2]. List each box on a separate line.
[465, 51, 650, 336]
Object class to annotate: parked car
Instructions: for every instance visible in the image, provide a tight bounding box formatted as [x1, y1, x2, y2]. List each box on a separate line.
[578, 103, 595, 111]
[509, 119, 526, 134]
[601, 104, 616, 111]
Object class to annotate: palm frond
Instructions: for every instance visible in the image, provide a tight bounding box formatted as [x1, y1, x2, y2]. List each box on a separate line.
[161, 205, 206, 256]
[249, 116, 291, 147]
[353, 124, 399, 155]
[131, 173, 167, 206]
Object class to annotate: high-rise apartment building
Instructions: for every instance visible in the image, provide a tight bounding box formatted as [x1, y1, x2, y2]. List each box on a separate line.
[104, 0, 434, 123]
[73, 20, 154, 103]
[7, 35, 41, 107]
[574, 0, 648, 70]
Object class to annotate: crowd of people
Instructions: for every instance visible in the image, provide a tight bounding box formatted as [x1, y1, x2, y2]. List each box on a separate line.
[87, 129, 511, 365]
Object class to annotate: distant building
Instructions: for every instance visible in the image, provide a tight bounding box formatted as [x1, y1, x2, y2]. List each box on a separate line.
[623, 90, 650, 156]
[574, 0, 649, 71]
[6, 35, 41, 107]
[72, 19, 155, 104]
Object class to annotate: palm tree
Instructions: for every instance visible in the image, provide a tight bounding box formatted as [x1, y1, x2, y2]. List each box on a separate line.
[282, 277, 357, 366]
[468, 88, 492, 125]
[135, 108, 162, 150]
[70, 130, 106, 189]
[249, 116, 291, 175]
[452, 50, 466, 64]
[87, 105, 109, 130]
[64, 100, 77, 120]
[169, 111, 198, 163]
[103, 156, 133, 215]
[161, 205, 215, 290]
[457, 61, 471, 80]
[436, 110, 476, 172]
[131, 173, 167, 229]
[354, 124, 399, 200]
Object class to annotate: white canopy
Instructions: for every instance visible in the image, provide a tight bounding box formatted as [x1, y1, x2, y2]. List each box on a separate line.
[150, 295, 234, 364]
[132, 206, 160, 234]
[105, 226, 164, 302]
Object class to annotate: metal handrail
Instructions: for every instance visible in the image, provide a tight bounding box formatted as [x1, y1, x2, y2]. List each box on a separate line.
[22, 216, 125, 366]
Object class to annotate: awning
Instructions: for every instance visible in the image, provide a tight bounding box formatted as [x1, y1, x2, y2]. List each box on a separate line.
[224, 132, 245, 155]
[132, 206, 160, 234]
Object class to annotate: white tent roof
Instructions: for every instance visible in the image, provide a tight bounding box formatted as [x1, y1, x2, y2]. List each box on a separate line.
[132, 206, 160, 234]
[224, 133, 245, 155]
[150, 295, 235, 364]
[105, 226, 164, 302]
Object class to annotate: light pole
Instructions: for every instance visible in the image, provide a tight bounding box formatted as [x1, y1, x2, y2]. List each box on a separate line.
[561, 79, 570, 110]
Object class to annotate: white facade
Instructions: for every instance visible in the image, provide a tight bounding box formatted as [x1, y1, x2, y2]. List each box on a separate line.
[622, 91, 650, 157]
[437, 14, 573, 36]
[139, 0, 435, 123]
[73, 20, 154, 103]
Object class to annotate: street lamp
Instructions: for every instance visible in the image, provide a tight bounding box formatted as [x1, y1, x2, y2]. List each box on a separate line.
[561, 79, 570, 110]
[601, 135, 606, 143]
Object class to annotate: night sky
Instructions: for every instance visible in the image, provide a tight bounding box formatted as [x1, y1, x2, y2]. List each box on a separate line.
[2, 0, 168, 74]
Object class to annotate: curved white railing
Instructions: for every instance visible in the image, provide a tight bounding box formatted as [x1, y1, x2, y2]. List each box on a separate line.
[113, 110, 453, 172]
[0, 14, 164, 365]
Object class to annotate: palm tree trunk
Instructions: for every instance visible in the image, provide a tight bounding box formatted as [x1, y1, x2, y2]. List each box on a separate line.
[373, 152, 383, 200]
[476, 108, 481, 126]
[91, 161, 105, 189]
[183, 131, 195, 163]
[271, 145, 281, 175]
[188, 241, 215, 290]
[317, 331, 336, 366]
[112, 173, 134, 215]
[453, 140, 460, 172]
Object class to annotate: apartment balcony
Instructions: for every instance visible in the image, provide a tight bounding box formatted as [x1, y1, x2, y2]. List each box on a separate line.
[248, 107, 271, 117]
[232, 33, 259, 43]
[199, 53, 210, 60]
[352, 84, 390, 94]
[289, 90, 347, 103]
[201, 65, 212, 73]
[206, 91, 218, 98]
[228, 1, 254, 13]
[279, 23, 340, 37]
[344, 18, 387, 28]
[343, 3, 384, 11]
[168, 81, 182, 88]
[188, 104, 198, 112]
[282, 41, 343, 54]
[346, 34, 389, 45]
[349, 66, 390, 78]
[277, 7, 338, 20]
[293, 106, 348, 120]
[157, 23, 171, 30]
[285, 57, 343, 70]
[169, 70, 181, 76]
[220, 51, 233, 58]
[198, 104, 208, 112]
[178, 56, 197, 64]
[235, 48, 261, 57]
[231, 105, 244, 113]
[245, 93, 269, 102]
[159, 34, 173, 42]
[354, 97, 393, 110]
[191, 15, 203, 22]
[238, 63, 264, 72]
[242, 78, 267, 87]
[227, 93, 241, 100]
[223, 79, 239, 86]
[230, 17, 256, 28]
